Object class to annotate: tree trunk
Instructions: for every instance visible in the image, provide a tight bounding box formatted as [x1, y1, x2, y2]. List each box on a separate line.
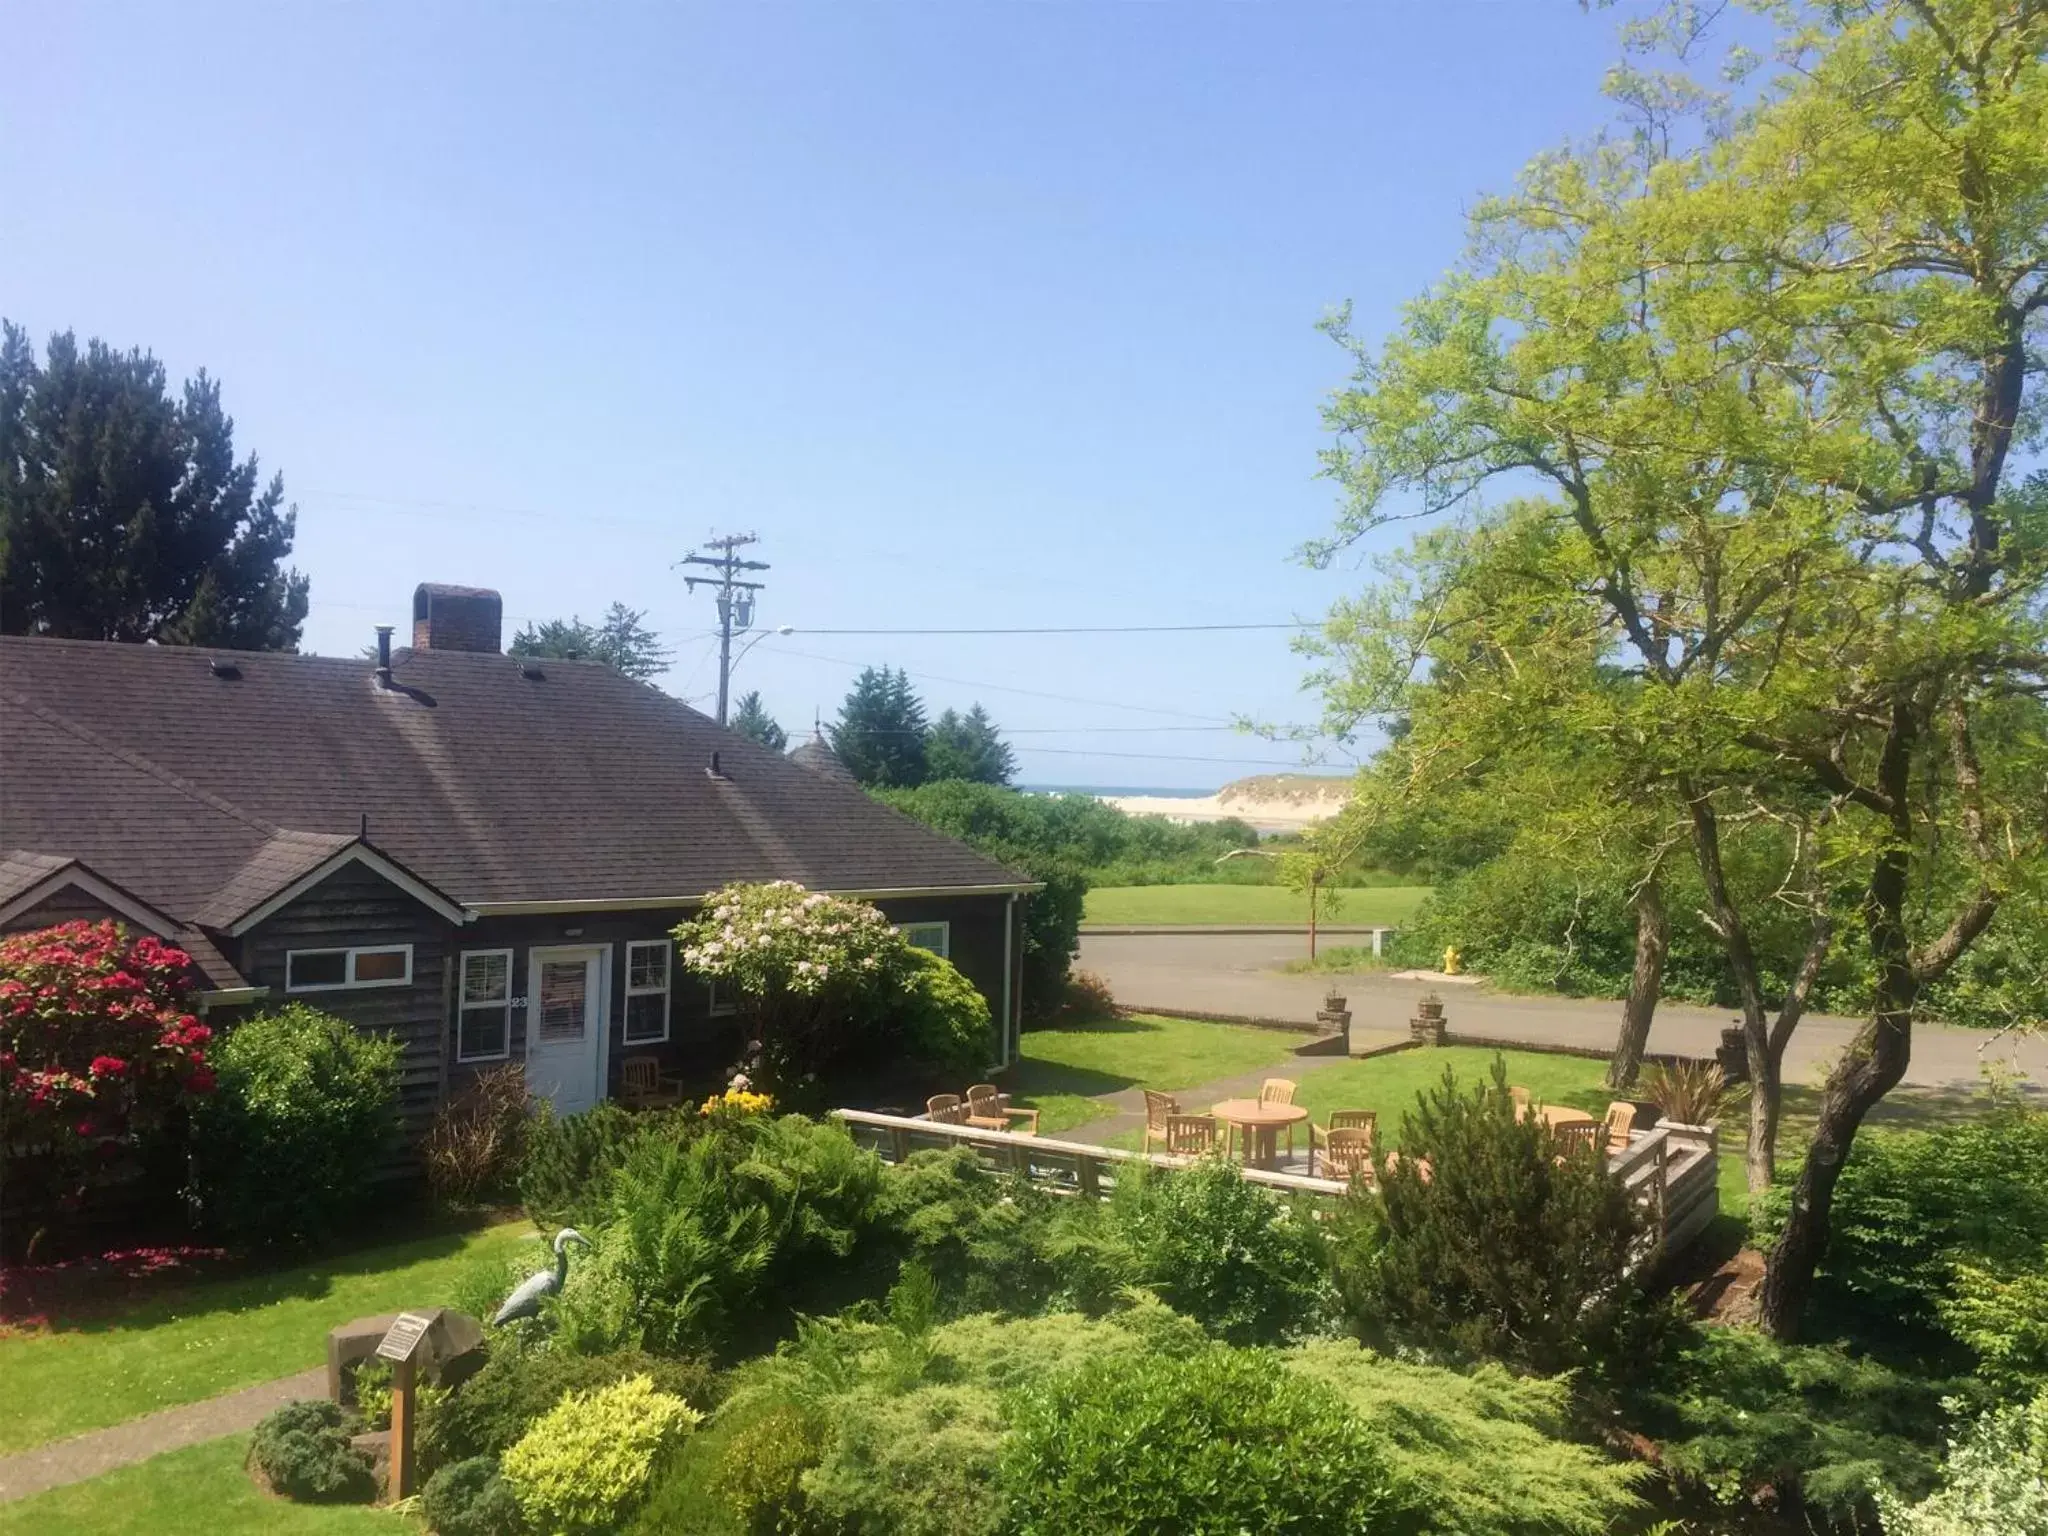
[1682, 785, 1776, 1191]
[1758, 845, 1916, 1340]
[1607, 876, 1668, 1091]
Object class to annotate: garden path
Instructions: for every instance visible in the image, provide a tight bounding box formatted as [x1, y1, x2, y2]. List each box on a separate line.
[0, 1366, 326, 1503]
[1055, 1052, 1361, 1146]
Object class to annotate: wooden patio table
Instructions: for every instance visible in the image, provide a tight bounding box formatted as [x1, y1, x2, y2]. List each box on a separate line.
[1533, 1105, 1597, 1128]
[1208, 1098, 1310, 1170]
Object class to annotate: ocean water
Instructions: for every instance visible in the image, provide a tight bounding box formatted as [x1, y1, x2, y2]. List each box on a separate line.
[1018, 783, 1218, 798]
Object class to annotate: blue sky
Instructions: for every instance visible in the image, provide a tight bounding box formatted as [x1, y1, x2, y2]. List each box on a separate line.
[3, 2, 1628, 788]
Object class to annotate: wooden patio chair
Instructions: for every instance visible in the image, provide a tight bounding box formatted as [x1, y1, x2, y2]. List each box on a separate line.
[619, 1055, 685, 1110]
[1553, 1120, 1605, 1158]
[926, 1093, 966, 1124]
[1603, 1101, 1637, 1152]
[1163, 1114, 1217, 1158]
[1140, 1089, 1180, 1155]
[1509, 1084, 1532, 1120]
[1259, 1078, 1300, 1156]
[964, 1083, 1039, 1135]
[1311, 1110, 1376, 1169]
[1317, 1126, 1375, 1183]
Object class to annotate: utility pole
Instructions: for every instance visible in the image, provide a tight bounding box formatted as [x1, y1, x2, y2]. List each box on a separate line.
[680, 534, 769, 726]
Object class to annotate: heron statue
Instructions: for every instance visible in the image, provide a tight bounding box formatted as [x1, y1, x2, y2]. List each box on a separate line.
[492, 1228, 592, 1326]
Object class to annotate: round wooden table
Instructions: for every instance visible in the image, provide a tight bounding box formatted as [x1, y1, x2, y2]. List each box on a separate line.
[1534, 1105, 1597, 1128]
[1208, 1098, 1311, 1169]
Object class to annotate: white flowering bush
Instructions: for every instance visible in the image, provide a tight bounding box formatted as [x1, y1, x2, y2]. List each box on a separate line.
[678, 881, 905, 999]
[676, 882, 992, 1097]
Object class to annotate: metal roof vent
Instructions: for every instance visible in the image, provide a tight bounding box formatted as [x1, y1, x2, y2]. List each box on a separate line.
[707, 750, 729, 780]
[520, 661, 545, 681]
[209, 658, 241, 680]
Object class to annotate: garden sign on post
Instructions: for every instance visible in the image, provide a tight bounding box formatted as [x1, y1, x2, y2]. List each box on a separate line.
[375, 1312, 433, 1499]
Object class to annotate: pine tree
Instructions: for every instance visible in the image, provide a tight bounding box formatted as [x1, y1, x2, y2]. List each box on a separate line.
[508, 602, 670, 681]
[0, 323, 308, 648]
[729, 691, 787, 751]
[926, 703, 1017, 785]
[830, 666, 929, 787]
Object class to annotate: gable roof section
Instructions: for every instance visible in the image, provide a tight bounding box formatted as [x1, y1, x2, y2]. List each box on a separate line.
[0, 637, 1029, 925]
[0, 850, 182, 936]
[197, 832, 470, 935]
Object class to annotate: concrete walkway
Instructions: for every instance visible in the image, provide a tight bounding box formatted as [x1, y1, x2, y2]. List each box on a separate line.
[0, 1366, 326, 1504]
[1082, 931, 2048, 1090]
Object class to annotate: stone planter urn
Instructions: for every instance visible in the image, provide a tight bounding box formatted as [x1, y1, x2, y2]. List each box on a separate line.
[1716, 1026, 1750, 1085]
[1416, 993, 1445, 1021]
[1323, 991, 1348, 1015]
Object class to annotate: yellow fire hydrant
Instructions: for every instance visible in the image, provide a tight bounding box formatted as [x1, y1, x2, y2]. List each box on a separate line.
[1443, 945, 1462, 976]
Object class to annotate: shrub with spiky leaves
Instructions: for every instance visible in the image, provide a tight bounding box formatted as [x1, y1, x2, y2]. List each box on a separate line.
[1330, 1056, 1644, 1376]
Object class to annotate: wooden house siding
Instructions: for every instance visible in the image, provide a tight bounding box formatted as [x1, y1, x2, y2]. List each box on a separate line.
[240, 862, 453, 1129]
[0, 889, 129, 934]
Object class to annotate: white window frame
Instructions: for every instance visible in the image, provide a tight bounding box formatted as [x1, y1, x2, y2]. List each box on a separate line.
[456, 948, 515, 1063]
[285, 943, 414, 994]
[897, 921, 951, 959]
[623, 940, 672, 1045]
[707, 978, 737, 1018]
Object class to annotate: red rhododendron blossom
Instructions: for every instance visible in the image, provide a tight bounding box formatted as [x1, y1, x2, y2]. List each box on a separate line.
[0, 922, 210, 1170]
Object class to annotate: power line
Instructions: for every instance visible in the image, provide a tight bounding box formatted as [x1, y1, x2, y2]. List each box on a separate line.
[787, 622, 1313, 636]
[678, 534, 769, 727]
[1014, 745, 1336, 767]
[754, 642, 1229, 724]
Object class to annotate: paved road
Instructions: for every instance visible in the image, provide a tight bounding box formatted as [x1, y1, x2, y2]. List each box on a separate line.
[1079, 931, 2047, 1091]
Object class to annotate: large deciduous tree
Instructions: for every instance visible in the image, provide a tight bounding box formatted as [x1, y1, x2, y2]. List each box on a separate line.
[1308, 0, 2048, 1338]
[0, 323, 309, 649]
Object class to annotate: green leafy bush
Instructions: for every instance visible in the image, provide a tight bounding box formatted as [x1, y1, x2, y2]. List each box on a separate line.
[189, 1004, 400, 1246]
[873, 1149, 1067, 1316]
[516, 1100, 663, 1231]
[1942, 1247, 2048, 1395]
[1287, 1339, 1644, 1535]
[894, 946, 993, 1079]
[501, 1375, 700, 1536]
[1752, 1109, 2048, 1338]
[419, 1456, 527, 1536]
[1330, 1058, 1645, 1375]
[247, 1399, 376, 1504]
[1002, 1347, 1405, 1536]
[563, 1112, 887, 1358]
[1637, 1325, 1957, 1521]
[1879, 1389, 2048, 1536]
[1106, 1156, 1334, 1345]
[418, 1342, 715, 1476]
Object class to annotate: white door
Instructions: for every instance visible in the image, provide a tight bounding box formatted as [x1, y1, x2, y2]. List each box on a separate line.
[526, 946, 606, 1115]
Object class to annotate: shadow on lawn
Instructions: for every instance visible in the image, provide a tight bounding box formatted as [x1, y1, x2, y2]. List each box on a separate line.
[1003, 1058, 1138, 1104]
[0, 1219, 501, 1338]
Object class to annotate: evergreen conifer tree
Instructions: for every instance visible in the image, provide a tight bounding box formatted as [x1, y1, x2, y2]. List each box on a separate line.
[0, 322, 308, 648]
[830, 666, 929, 787]
[926, 703, 1017, 785]
[729, 691, 787, 751]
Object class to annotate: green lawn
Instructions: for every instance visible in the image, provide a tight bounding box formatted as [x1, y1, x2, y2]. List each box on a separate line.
[0, 1221, 533, 1454]
[1007, 1012, 1303, 1134]
[1082, 884, 1433, 928]
[0, 1434, 407, 1535]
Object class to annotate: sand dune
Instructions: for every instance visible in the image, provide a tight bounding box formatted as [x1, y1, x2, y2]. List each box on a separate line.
[1100, 773, 1352, 834]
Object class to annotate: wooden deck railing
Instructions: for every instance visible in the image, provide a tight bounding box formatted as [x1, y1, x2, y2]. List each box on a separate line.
[831, 1108, 1721, 1257]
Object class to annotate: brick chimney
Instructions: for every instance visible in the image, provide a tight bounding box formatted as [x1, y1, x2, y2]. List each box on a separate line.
[412, 583, 503, 653]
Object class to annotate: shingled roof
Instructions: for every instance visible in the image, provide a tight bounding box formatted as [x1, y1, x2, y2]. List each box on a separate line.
[0, 637, 1030, 932]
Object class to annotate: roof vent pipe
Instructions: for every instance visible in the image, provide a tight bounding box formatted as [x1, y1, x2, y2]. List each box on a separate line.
[707, 750, 726, 780]
[374, 626, 394, 689]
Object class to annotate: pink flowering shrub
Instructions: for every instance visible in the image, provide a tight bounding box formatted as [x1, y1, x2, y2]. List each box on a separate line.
[675, 882, 990, 1096]
[0, 921, 211, 1223]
